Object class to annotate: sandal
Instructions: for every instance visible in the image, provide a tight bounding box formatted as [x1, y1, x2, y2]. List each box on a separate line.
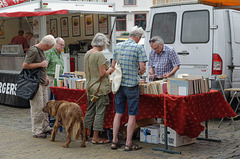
[124, 144, 142, 151]
[92, 138, 110, 144]
[111, 142, 122, 150]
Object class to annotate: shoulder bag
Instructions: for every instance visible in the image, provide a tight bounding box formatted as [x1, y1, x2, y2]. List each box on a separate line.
[111, 45, 122, 94]
[16, 47, 43, 100]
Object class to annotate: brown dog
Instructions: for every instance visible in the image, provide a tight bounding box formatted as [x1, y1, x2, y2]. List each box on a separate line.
[43, 100, 86, 148]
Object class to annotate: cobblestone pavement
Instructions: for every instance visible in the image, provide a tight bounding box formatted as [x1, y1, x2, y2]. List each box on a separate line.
[0, 104, 240, 159]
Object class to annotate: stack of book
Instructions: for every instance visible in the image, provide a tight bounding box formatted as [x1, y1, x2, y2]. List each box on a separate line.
[167, 76, 210, 96]
[139, 80, 167, 95]
[55, 72, 86, 89]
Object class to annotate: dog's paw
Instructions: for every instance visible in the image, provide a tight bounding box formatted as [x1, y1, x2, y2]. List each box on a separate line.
[49, 138, 54, 141]
[62, 144, 69, 148]
[80, 144, 86, 148]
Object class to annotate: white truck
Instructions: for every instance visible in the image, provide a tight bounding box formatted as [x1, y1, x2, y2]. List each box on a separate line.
[144, 1, 240, 89]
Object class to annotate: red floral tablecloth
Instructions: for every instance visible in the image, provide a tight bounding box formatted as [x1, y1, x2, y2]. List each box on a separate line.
[50, 86, 236, 138]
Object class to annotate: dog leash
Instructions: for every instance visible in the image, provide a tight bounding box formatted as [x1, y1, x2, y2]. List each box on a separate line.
[75, 53, 102, 105]
[75, 77, 102, 105]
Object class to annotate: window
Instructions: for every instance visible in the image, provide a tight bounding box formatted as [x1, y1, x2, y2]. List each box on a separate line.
[116, 15, 126, 31]
[124, 0, 136, 5]
[151, 12, 177, 44]
[181, 10, 209, 43]
[135, 14, 146, 30]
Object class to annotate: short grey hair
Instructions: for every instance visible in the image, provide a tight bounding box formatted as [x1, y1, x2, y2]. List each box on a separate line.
[149, 36, 164, 45]
[55, 37, 64, 44]
[41, 35, 56, 46]
[129, 26, 144, 38]
[91, 33, 109, 49]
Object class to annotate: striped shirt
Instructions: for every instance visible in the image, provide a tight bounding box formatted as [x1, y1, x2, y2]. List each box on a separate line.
[148, 44, 180, 76]
[113, 39, 148, 87]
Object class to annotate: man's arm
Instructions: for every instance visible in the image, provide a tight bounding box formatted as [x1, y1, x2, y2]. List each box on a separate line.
[22, 60, 48, 69]
[163, 65, 180, 78]
[149, 67, 155, 75]
[139, 62, 146, 75]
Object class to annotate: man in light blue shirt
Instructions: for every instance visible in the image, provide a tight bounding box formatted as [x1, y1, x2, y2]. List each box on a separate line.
[111, 26, 147, 151]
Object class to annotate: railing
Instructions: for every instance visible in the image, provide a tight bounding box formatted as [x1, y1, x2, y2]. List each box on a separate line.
[154, 0, 198, 5]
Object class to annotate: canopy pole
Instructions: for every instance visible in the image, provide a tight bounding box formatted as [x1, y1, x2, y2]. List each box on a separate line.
[24, 17, 33, 32]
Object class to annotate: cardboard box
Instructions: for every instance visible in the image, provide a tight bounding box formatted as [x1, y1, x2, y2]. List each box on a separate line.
[159, 124, 196, 147]
[120, 118, 157, 140]
[140, 124, 160, 144]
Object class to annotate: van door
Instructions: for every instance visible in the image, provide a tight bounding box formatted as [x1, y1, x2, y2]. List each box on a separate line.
[147, 4, 214, 78]
[229, 10, 240, 87]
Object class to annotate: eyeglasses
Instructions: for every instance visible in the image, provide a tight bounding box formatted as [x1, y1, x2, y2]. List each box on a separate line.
[149, 39, 156, 43]
[58, 43, 65, 47]
[152, 44, 160, 51]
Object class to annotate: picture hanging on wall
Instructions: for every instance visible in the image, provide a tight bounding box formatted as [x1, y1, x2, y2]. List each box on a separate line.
[72, 16, 81, 37]
[60, 17, 69, 37]
[85, 14, 94, 36]
[98, 14, 108, 34]
[50, 19, 58, 38]
[0, 25, 4, 39]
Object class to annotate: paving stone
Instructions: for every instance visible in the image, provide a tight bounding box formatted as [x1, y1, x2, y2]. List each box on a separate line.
[1, 104, 240, 159]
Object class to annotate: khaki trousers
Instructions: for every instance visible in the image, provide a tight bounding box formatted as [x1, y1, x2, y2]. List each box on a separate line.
[30, 83, 51, 135]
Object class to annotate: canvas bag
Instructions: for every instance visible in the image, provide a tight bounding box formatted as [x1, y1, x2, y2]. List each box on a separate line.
[111, 45, 122, 94]
[16, 47, 43, 100]
[16, 68, 41, 100]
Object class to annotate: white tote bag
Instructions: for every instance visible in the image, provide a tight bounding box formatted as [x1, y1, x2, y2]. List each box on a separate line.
[111, 63, 122, 94]
[111, 44, 123, 94]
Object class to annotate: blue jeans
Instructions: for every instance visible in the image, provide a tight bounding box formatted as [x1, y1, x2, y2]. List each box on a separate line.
[115, 85, 139, 115]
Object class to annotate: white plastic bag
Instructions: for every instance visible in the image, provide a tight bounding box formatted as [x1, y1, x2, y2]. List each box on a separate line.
[111, 63, 122, 94]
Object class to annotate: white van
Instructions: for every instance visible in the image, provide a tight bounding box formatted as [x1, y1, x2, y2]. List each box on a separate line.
[144, 1, 240, 89]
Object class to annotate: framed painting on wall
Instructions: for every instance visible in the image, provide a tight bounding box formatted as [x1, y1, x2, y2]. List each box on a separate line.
[60, 17, 69, 37]
[98, 14, 108, 34]
[72, 16, 81, 37]
[0, 25, 4, 39]
[85, 14, 94, 36]
[50, 19, 58, 37]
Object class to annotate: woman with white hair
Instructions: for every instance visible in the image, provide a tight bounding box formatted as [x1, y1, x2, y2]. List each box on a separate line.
[84, 33, 114, 144]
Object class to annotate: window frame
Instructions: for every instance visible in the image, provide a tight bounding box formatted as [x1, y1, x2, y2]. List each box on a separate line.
[134, 13, 146, 30]
[181, 10, 210, 44]
[116, 15, 127, 31]
[124, 0, 136, 5]
[150, 12, 177, 44]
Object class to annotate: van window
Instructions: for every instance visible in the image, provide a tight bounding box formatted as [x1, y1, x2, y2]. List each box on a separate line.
[151, 12, 177, 44]
[181, 10, 209, 43]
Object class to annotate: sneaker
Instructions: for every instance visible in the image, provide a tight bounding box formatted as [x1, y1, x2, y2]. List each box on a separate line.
[33, 133, 47, 138]
[44, 129, 52, 135]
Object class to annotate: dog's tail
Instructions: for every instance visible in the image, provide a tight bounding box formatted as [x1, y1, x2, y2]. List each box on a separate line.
[72, 121, 81, 140]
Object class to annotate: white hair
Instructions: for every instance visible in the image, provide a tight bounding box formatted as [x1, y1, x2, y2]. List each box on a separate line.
[41, 35, 56, 46]
[91, 33, 109, 49]
[55, 37, 64, 44]
[150, 36, 164, 45]
[129, 26, 144, 38]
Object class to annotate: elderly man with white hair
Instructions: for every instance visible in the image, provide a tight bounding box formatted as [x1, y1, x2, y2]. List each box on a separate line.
[22, 35, 56, 139]
[46, 37, 65, 86]
[111, 26, 148, 151]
